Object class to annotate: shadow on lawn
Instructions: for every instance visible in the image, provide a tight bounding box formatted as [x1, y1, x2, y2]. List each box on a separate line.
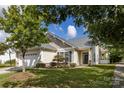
[2, 65, 115, 88]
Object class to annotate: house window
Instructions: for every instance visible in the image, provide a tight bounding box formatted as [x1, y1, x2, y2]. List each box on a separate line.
[58, 51, 72, 63]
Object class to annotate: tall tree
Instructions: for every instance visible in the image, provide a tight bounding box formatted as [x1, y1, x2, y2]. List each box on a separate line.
[0, 5, 49, 72]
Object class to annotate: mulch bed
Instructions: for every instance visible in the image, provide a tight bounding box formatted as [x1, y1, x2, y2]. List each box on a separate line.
[8, 72, 36, 81]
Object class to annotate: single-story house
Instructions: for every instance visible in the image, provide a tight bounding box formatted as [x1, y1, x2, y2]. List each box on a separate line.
[16, 32, 110, 67]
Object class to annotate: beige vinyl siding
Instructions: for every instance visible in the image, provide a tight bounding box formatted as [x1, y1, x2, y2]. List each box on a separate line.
[41, 50, 57, 63]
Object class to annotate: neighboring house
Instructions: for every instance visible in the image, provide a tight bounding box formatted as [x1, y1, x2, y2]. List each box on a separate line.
[0, 50, 16, 64]
[16, 32, 110, 67]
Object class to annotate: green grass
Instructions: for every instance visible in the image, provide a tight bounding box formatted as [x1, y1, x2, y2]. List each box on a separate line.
[0, 72, 15, 87]
[1, 64, 115, 88]
[0, 64, 11, 68]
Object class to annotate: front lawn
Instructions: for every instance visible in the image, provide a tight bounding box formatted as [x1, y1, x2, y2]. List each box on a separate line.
[1, 64, 115, 88]
[0, 72, 15, 87]
[0, 64, 11, 68]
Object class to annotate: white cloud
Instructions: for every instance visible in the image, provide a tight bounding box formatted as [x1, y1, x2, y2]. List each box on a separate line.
[0, 30, 9, 42]
[67, 25, 77, 38]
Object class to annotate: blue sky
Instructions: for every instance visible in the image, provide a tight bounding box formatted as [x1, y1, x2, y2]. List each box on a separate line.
[48, 17, 87, 40]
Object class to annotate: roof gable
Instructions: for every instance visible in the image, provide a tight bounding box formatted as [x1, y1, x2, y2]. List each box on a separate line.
[47, 32, 75, 48]
[68, 36, 94, 49]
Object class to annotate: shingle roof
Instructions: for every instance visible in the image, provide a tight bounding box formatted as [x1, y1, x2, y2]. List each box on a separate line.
[42, 32, 94, 50]
[47, 32, 74, 47]
[41, 44, 57, 51]
[68, 36, 94, 49]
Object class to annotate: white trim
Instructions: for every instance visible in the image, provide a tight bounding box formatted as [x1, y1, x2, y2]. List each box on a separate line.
[95, 45, 100, 64]
[48, 32, 75, 48]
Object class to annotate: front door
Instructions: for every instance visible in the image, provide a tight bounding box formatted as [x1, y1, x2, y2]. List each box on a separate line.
[83, 52, 88, 64]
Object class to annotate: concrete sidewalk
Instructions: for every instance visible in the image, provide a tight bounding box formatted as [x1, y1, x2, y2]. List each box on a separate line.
[113, 64, 124, 88]
[0, 67, 12, 74]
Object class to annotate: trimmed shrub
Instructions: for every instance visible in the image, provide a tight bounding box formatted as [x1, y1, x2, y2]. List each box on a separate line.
[57, 62, 64, 68]
[58, 62, 69, 68]
[50, 62, 57, 67]
[70, 63, 76, 67]
[53, 55, 65, 62]
[35, 63, 46, 68]
[50, 62, 76, 68]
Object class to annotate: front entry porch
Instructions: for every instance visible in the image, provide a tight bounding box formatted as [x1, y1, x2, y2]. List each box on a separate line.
[82, 52, 89, 64]
[77, 49, 92, 65]
[78, 51, 89, 65]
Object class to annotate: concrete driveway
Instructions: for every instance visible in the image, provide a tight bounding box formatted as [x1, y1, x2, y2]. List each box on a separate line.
[0, 67, 12, 74]
[0, 67, 23, 74]
[113, 64, 124, 88]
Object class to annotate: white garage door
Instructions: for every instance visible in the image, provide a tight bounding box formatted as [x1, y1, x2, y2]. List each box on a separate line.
[24, 53, 39, 67]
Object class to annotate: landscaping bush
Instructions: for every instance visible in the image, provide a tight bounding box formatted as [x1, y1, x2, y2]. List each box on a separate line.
[50, 62, 77, 68]
[70, 63, 76, 67]
[61, 63, 70, 68]
[53, 54, 65, 62]
[50, 62, 57, 67]
[35, 63, 46, 68]
[57, 62, 67, 68]
[49, 62, 77, 68]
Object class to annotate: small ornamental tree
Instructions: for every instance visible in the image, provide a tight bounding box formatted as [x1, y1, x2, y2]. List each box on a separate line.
[53, 54, 65, 67]
[53, 54, 65, 63]
[0, 6, 49, 72]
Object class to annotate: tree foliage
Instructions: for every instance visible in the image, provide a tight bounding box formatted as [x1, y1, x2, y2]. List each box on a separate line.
[109, 48, 123, 63]
[39, 5, 124, 49]
[0, 43, 8, 55]
[0, 5, 49, 72]
[0, 42, 14, 66]
[67, 6, 123, 48]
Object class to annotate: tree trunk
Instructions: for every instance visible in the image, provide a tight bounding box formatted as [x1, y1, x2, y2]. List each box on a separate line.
[22, 56, 26, 72]
[8, 50, 12, 66]
[22, 52, 26, 72]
